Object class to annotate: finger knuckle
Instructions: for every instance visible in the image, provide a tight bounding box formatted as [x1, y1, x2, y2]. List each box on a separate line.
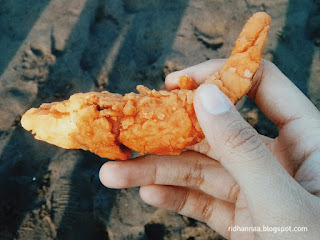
[199, 197, 215, 223]
[177, 189, 190, 212]
[182, 159, 205, 188]
[228, 182, 240, 202]
[176, 190, 214, 223]
[224, 120, 262, 154]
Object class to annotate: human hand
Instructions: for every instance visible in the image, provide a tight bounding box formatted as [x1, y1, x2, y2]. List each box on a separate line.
[99, 59, 320, 239]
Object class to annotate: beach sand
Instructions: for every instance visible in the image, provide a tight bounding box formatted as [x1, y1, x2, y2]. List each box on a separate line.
[0, 0, 319, 239]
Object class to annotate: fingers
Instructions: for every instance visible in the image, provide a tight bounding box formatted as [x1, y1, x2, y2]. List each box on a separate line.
[99, 151, 240, 203]
[140, 184, 234, 239]
[193, 84, 302, 208]
[165, 59, 225, 90]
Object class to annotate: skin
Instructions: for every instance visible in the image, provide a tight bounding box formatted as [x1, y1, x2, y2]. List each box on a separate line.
[99, 59, 320, 239]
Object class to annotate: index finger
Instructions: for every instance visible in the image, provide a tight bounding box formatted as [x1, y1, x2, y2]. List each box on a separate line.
[165, 59, 226, 90]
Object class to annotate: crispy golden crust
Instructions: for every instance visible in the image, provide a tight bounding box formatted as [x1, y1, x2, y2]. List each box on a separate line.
[21, 87, 203, 160]
[205, 12, 271, 103]
[119, 86, 203, 156]
[21, 92, 131, 160]
[21, 12, 271, 160]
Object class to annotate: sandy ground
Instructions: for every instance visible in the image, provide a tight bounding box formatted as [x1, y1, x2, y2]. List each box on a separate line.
[0, 0, 319, 239]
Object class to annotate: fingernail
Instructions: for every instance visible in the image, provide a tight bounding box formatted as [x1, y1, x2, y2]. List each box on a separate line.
[198, 84, 231, 115]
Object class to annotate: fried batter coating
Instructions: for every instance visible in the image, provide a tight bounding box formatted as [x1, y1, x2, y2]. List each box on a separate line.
[21, 12, 271, 160]
[21, 87, 202, 160]
[205, 12, 271, 103]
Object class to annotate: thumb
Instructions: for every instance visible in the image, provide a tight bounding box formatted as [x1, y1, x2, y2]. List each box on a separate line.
[193, 84, 297, 206]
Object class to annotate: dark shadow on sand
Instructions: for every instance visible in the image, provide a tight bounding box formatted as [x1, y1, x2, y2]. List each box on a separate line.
[107, 0, 190, 94]
[0, 126, 56, 238]
[0, 0, 51, 76]
[272, 0, 316, 95]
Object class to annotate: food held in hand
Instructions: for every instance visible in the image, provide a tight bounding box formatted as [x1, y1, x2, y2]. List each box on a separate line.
[21, 12, 271, 160]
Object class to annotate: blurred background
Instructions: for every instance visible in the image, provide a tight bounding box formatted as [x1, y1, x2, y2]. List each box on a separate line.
[0, 0, 319, 239]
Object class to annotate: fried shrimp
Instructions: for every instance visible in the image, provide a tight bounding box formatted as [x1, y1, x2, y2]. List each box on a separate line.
[21, 12, 271, 160]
